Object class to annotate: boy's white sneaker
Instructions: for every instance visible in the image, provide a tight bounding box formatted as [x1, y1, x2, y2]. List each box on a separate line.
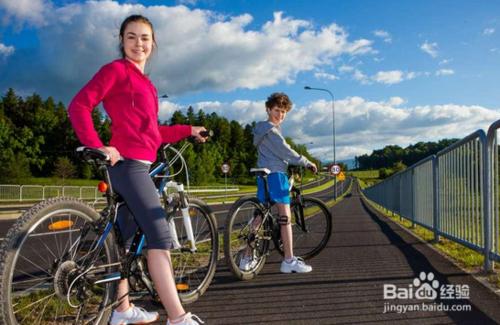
[280, 256, 312, 273]
[166, 312, 204, 325]
[239, 255, 258, 271]
[109, 304, 159, 325]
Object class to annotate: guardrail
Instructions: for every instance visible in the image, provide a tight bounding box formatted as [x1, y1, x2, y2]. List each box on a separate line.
[362, 121, 500, 272]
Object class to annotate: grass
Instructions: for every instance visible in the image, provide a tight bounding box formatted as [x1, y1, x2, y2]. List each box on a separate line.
[347, 170, 380, 179]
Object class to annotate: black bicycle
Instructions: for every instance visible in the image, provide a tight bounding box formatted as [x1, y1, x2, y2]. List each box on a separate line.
[0, 140, 218, 324]
[224, 167, 332, 280]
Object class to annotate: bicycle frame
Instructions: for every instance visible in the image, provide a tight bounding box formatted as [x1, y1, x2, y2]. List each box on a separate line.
[74, 143, 199, 289]
[256, 169, 308, 234]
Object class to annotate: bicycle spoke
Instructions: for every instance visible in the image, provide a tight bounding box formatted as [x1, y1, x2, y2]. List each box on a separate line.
[17, 254, 53, 278]
[1, 200, 118, 325]
[14, 292, 56, 315]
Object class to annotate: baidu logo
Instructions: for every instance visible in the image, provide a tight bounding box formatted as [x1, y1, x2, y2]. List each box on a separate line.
[414, 272, 439, 300]
[383, 271, 471, 314]
[384, 272, 439, 300]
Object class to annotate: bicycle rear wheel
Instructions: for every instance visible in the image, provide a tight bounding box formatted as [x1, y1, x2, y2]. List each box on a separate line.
[281, 197, 332, 260]
[0, 197, 119, 325]
[224, 196, 272, 280]
[168, 198, 218, 304]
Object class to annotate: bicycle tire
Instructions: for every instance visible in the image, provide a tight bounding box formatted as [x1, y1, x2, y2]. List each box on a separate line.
[224, 196, 271, 280]
[168, 198, 218, 304]
[0, 197, 119, 325]
[278, 197, 332, 260]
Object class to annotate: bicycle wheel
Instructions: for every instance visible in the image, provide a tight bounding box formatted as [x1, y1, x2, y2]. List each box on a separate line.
[0, 197, 119, 325]
[224, 196, 272, 280]
[279, 197, 332, 260]
[168, 198, 218, 304]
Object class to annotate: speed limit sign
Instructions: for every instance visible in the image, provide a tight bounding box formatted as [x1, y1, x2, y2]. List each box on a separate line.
[330, 164, 341, 175]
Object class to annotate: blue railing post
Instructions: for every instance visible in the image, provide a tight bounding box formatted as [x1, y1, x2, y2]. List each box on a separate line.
[432, 156, 440, 244]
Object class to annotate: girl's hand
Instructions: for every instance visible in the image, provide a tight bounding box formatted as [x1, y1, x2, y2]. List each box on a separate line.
[191, 126, 208, 143]
[99, 146, 122, 166]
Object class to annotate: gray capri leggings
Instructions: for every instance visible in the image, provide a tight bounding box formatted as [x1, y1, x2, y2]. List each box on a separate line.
[108, 159, 176, 250]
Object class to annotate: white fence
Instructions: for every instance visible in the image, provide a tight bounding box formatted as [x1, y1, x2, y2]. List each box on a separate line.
[0, 185, 240, 202]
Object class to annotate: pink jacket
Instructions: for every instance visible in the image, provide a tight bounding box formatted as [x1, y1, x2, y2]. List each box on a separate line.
[68, 59, 192, 161]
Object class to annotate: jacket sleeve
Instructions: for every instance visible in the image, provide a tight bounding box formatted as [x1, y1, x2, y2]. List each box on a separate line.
[67, 64, 116, 148]
[159, 124, 192, 144]
[265, 128, 311, 167]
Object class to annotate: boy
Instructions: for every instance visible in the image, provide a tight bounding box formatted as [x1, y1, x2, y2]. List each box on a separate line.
[244, 92, 317, 273]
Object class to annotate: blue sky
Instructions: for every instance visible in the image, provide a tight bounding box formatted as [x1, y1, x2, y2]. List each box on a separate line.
[1, 0, 499, 162]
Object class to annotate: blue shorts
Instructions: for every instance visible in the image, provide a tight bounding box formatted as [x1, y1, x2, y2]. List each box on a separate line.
[257, 172, 290, 204]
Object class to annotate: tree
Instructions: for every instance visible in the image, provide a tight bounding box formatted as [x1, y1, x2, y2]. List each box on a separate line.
[4, 152, 31, 182]
[53, 157, 77, 182]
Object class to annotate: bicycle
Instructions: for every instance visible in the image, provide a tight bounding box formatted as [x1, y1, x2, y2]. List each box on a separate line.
[224, 167, 332, 280]
[0, 139, 219, 324]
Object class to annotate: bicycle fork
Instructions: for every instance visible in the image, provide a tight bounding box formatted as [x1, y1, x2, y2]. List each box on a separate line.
[164, 181, 198, 252]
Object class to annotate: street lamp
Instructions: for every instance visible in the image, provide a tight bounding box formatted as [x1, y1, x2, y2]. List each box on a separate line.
[304, 86, 337, 200]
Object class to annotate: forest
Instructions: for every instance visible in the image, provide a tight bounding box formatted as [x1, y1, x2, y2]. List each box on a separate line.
[0, 88, 460, 184]
[354, 139, 459, 177]
[0, 89, 317, 184]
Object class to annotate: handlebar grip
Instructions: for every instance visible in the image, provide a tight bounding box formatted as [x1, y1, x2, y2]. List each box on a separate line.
[199, 130, 213, 138]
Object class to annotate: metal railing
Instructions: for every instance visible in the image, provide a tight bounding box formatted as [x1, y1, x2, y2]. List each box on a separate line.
[362, 122, 500, 271]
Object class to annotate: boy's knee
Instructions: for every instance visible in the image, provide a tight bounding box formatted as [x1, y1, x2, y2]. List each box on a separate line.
[278, 215, 290, 225]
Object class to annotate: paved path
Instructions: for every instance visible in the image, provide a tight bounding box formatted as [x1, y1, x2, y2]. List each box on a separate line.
[146, 182, 500, 324]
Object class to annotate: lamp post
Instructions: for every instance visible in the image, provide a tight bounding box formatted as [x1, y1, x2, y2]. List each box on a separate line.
[304, 86, 336, 200]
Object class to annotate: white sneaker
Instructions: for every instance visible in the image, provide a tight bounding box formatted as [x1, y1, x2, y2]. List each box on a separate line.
[280, 256, 312, 273]
[109, 304, 159, 325]
[166, 312, 204, 325]
[239, 254, 258, 272]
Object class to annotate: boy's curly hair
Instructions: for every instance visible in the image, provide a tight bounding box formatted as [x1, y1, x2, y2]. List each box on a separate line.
[265, 92, 292, 112]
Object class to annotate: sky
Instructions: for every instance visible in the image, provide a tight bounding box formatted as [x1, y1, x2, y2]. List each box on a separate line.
[1, 0, 500, 163]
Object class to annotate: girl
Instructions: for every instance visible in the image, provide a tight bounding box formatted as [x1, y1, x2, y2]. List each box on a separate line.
[68, 15, 204, 325]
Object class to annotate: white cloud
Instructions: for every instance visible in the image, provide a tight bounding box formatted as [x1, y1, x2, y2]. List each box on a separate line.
[339, 65, 354, 73]
[371, 70, 423, 84]
[483, 28, 495, 35]
[0, 0, 51, 26]
[372, 70, 404, 84]
[436, 69, 454, 76]
[420, 41, 438, 58]
[439, 58, 452, 65]
[160, 96, 500, 161]
[373, 29, 392, 43]
[314, 71, 339, 80]
[0, 2, 374, 101]
[352, 69, 370, 85]
[0, 43, 15, 58]
[339, 65, 422, 85]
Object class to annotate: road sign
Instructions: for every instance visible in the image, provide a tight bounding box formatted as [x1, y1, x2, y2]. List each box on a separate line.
[221, 163, 230, 174]
[337, 171, 346, 181]
[330, 164, 341, 175]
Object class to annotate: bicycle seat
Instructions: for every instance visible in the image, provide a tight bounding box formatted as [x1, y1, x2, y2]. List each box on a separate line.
[250, 168, 271, 177]
[76, 146, 110, 164]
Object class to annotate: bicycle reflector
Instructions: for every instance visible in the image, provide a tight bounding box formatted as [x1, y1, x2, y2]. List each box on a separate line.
[176, 283, 189, 291]
[48, 220, 74, 231]
[98, 181, 108, 193]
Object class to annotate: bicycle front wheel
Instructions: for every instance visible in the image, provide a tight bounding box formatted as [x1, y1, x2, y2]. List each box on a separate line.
[0, 197, 119, 325]
[284, 197, 332, 260]
[169, 198, 218, 304]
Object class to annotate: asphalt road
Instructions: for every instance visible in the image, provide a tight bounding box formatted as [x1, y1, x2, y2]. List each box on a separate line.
[4, 178, 500, 324]
[145, 182, 500, 324]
